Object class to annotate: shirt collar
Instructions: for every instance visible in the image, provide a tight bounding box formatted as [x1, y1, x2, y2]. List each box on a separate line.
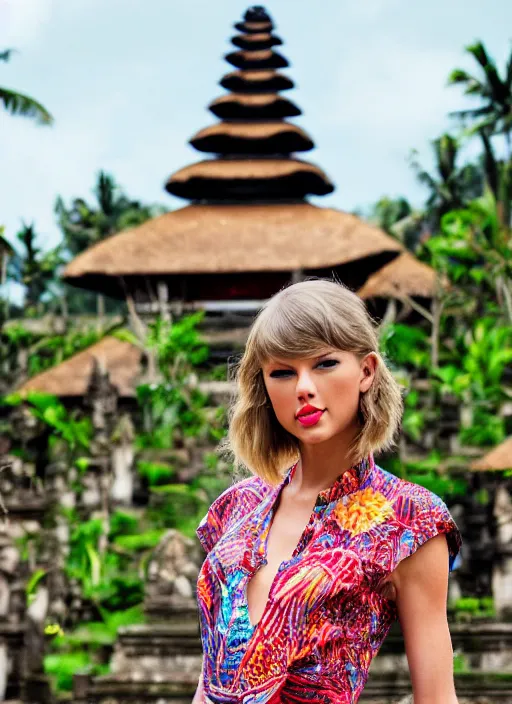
[282, 453, 375, 507]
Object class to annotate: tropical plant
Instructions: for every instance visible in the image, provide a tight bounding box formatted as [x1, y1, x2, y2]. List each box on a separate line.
[7, 223, 64, 314]
[367, 196, 427, 251]
[426, 188, 512, 322]
[55, 171, 165, 257]
[448, 41, 512, 157]
[2, 391, 92, 454]
[0, 49, 53, 124]
[132, 313, 220, 450]
[410, 133, 484, 230]
[55, 171, 166, 315]
[479, 128, 512, 226]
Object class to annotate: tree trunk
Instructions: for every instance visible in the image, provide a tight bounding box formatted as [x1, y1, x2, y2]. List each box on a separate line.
[97, 293, 105, 325]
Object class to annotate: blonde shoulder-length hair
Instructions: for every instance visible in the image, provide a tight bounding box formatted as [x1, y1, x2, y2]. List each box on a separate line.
[221, 278, 403, 485]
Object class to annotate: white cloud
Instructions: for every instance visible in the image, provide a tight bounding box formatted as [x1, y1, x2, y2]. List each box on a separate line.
[0, 0, 55, 47]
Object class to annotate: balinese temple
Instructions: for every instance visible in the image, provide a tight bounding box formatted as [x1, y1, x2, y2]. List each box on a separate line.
[63, 6, 403, 322]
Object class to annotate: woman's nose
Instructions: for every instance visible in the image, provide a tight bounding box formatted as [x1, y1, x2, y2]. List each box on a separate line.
[296, 370, 316, 398]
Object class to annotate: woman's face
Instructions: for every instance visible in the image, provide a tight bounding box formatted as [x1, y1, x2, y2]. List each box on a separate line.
[261, 347, 376, 446]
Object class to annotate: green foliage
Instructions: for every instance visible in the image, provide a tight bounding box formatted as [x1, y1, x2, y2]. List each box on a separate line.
[2, 391, 92, 451]
[448, 41, 512, 149]
[137, 460, 176, 486]
[146, 313, 210, 379]
[0, 321, 128, 395]
[202, 362, 229, 381]
[136, 314, 224, 449]
[108, 510, 140, 538]
[427, 190, 512, 314]
[378, 453, 468, 500]
[380, 324, 431, 370]
[409, 134, 484, 229]
[404, 452, 468, 499]
[113, 529, 165, 551]
[452, 596, 495, 622]
[55, 171, 166, 257]
[7, 223, 64, 313]
[452, 653, 470, 673]
[25, 327, 108, 377]
[44, 652, 108, 692]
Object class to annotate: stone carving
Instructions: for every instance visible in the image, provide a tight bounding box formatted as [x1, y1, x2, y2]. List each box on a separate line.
[145, 529, 203, 619]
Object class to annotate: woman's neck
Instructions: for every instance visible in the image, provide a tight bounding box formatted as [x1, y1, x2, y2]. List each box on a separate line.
[291, 427, 360, 496]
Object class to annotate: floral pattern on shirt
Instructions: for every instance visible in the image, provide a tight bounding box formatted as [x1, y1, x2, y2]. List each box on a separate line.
[196, 454, 462, 704]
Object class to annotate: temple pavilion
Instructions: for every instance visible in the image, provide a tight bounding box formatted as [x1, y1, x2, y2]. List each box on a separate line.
[63, 6, 403, 322]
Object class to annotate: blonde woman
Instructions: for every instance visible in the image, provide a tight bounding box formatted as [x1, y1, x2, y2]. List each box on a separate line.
[193, 279, 462, 704]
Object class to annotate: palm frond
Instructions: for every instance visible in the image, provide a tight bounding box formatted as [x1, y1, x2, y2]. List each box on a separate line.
[448, 68, 483, 93]
[466, 41, 507, 102]
[434, 134, 459, 182]
[0, 88, 53, 125]
[449, 106, 494, 120]
[506, 46, 512, 90]
[0, 49, 15, 62]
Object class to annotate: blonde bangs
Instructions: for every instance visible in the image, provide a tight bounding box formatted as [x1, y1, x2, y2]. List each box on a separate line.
[248, 280, 374, 365]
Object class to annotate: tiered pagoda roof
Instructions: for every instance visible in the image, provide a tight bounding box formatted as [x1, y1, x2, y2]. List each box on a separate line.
[63, 6, 402, 301]
[165, 6, 333, 203]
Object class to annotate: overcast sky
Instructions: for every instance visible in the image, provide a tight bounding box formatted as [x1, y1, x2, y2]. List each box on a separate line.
[0, 0, 511, 254]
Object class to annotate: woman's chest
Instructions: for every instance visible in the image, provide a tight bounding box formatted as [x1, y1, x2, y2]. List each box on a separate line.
[206, 500, 375, 607]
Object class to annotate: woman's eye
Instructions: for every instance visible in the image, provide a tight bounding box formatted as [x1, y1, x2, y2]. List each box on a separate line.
[269, 360, 339, 378]
[317, 359, 339, 369]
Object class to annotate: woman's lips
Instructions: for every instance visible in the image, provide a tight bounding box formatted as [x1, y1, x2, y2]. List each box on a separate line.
[296, 410, 325, 427]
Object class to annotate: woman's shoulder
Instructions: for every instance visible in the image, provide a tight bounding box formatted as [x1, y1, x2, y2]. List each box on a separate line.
[373, 463, 451, 514]
[196, 473, 274, 553]
[372, 463, 462, 568]
[211, 473, 274, 516]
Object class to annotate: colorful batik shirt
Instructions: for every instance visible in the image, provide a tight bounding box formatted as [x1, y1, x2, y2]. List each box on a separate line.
[196, 454, 462, 704]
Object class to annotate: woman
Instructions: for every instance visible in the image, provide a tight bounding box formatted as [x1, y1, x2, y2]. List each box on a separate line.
[193, 278, 462, 704]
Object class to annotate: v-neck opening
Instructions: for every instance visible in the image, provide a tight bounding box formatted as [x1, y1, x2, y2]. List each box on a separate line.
[244, 461, 299, 630]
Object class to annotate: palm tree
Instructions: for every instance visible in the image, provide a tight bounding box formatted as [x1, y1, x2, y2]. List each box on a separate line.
[0, 49, 53, 125]
[448, 41, 512, 157]
[55, 171, 164, 256]
[8, 223, 63, 313]
[55, 171, 166, 315]
[409, 133, 483, 230]
[480, 129, 512, 226]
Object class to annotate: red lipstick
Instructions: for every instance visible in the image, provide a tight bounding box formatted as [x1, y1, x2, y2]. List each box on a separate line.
[295, 404, 325, 427]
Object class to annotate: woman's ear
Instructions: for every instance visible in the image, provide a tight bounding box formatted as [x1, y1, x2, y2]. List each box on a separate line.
[359, 353, 378, 393]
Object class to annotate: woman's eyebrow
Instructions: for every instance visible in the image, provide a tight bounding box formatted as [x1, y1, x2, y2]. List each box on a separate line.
[268, 351, 334, 366]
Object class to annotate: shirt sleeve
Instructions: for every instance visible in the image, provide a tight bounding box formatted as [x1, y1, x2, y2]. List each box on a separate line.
[391, 488, 462, 574]
[196, 475, 271, 554]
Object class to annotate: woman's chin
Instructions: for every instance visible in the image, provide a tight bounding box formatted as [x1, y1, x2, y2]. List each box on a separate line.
[297, 428, 333, 445]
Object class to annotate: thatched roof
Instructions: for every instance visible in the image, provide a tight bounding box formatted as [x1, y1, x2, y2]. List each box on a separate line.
[234, 21, 273, 33]
[189, 122, 314, 154]
[165, 158, 333, 200]
[225, 49, 288, 70]
[231, 32, 282, 50]
[209, 93, 300, 120]
[357, 252, 437, 300]
[63, 203, 402, 288]
[220, 70, 294, 92]
[471, 438, 512, 471]
[17, 337, 142, 398]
